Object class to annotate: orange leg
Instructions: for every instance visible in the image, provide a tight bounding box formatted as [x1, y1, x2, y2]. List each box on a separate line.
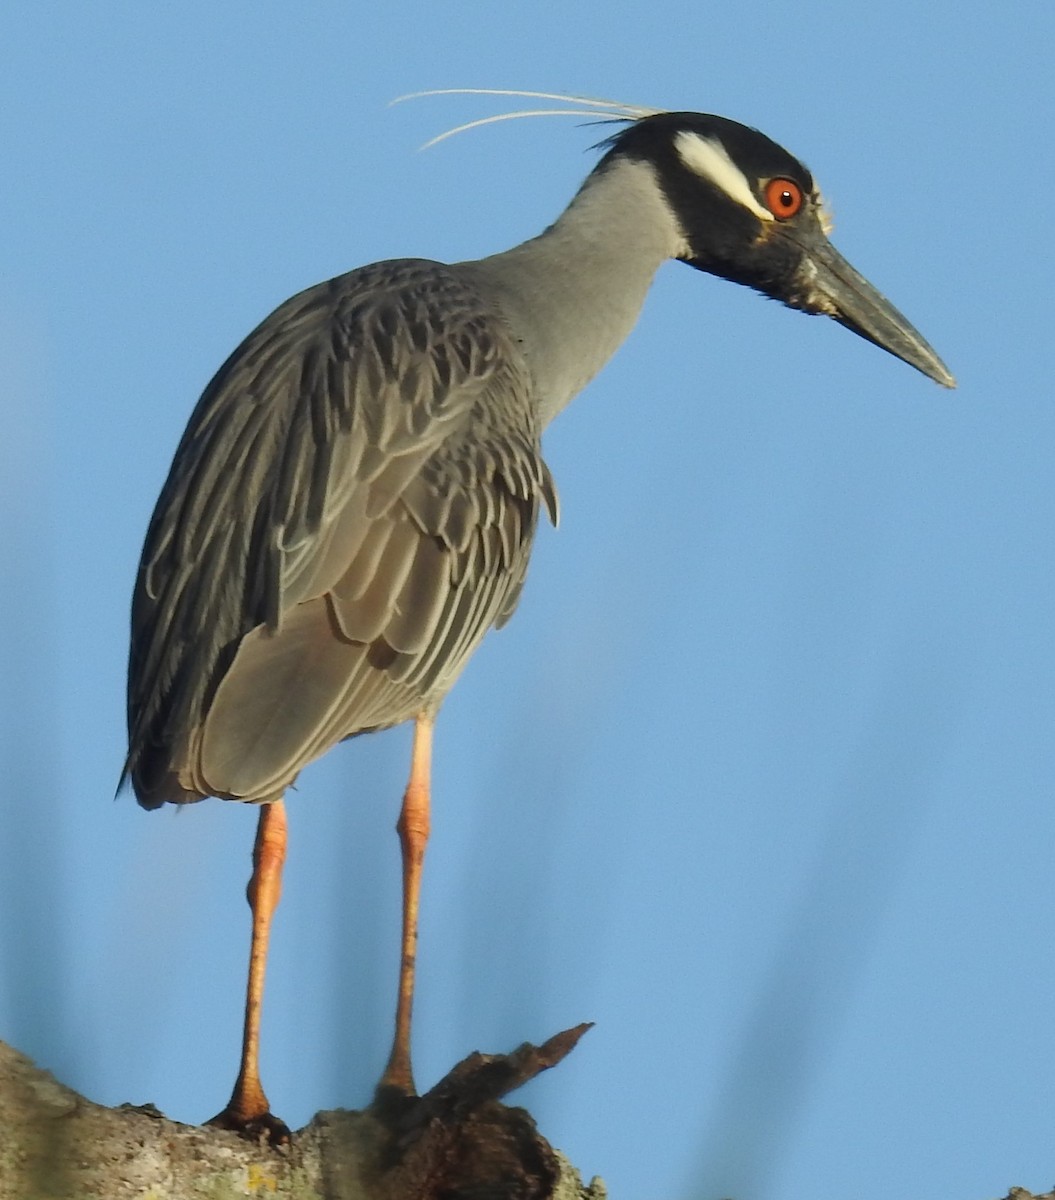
[379, 713, 433, 1095]
[207, 798, 291, 1143]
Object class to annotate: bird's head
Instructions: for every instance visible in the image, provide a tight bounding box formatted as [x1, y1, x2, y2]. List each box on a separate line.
[597, 111, 955, 388]
[399, 91, 953, 389]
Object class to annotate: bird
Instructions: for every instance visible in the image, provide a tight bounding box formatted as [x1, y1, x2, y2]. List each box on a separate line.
[122, 90, 954, 1142]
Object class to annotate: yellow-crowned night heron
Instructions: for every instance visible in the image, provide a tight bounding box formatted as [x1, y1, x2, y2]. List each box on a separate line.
[122, 92, 954, 1141]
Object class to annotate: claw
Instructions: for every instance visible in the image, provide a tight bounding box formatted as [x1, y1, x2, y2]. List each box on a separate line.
[206, 1106, 292, 1147]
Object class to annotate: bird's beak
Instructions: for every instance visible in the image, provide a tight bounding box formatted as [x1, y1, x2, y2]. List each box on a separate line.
[787, 228, 956, 389]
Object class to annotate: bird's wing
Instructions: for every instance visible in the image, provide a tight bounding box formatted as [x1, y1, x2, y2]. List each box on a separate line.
[126, 259, 557, 805]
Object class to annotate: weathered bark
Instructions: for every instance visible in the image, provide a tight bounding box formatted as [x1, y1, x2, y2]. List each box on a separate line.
[0, 1029, 606, 1199]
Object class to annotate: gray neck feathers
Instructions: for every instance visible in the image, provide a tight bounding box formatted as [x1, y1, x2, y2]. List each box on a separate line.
[462, 157, 686, 428]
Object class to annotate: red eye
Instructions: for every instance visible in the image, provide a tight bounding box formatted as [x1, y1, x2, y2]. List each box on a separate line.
[764, 177, 804, 219]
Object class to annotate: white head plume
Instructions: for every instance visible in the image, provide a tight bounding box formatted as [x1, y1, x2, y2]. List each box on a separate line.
[390, 88, 665, 149]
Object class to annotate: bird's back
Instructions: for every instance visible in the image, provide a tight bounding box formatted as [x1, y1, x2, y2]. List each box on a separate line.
[125, 258, 558, 808]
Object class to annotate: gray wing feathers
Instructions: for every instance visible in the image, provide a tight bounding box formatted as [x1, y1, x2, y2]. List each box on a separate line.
[127, 258, 557, 806]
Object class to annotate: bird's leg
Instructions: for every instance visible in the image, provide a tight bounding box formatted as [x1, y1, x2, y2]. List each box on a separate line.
[379, 713, 433, 1095]
[207, 798, 291, 1144]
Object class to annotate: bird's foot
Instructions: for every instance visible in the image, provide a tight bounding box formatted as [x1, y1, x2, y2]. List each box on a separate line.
[373, 1054, 421, 1124]
[205, 1105, 292, 1147]
[372, 1077, 420, 1125]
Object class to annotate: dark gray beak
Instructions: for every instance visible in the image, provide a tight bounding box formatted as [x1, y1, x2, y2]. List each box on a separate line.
[789, 230, 956, 389]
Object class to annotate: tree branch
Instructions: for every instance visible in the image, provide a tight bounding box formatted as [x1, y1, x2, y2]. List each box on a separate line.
[0, 1032, 606, 1199]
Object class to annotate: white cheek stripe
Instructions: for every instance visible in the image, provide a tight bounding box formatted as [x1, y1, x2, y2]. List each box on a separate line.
[674, 131, 774, 223]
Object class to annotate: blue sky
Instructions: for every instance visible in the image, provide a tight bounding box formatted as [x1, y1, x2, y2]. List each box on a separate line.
[2, 4, 1054, 1197]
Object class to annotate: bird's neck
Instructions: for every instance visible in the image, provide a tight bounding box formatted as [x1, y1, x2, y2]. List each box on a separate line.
[463, 157, 686, 428]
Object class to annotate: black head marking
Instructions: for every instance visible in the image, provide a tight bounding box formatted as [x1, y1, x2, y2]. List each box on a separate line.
[598, 112, 812, 189]
[595, 112, 825, 302]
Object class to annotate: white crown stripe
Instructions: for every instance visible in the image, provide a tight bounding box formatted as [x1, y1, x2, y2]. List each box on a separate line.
[673, 131, 773, 223]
